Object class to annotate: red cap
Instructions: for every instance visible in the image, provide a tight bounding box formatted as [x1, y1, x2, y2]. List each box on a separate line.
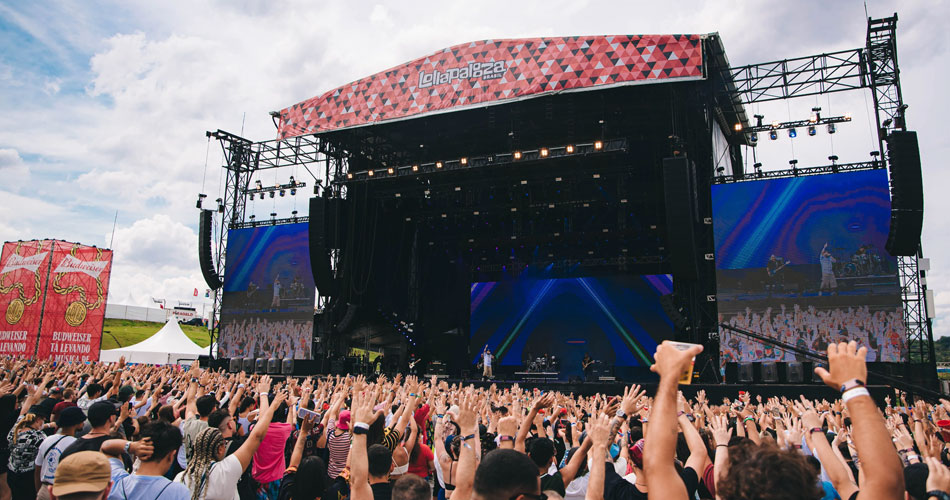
[937, 420, 950, 428]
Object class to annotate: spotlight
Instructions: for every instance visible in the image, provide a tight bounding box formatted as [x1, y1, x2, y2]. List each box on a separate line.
[749, 132, 758, 143]
[827, 123, 836, 134]
[566, 145, 574, 154]
[810, 107, 821, 122]
[540, 148, 549, 157]
[460, 158, 468, 165]
[292, 209, 298, 217]
[769, 130, 778, 141]
[733, 123, 742, 132]
[347, 173, 354, 179]
[807, 125, 817, 136]
[771, 120, 780, 128]
[716, 166, 725, 175]
[754, 114, 764, 127]
[513, 151, 522, 160]
[279, 190, 286, 197]
[289, 176, 296, 186]
[269, 191, 275, 198]
[436, 161, 443, 169]
[411, 165, 419, 172]
[387, 167, 394, 175]
[249, 214, 255, 221]
[882, 118, 893, 128]
[259, 193, 265, 200]
[255, 180, 262, 189]
[594, 140, 603, 150]
[290, 188, 296, 195]
[828, 155, 839, 164]
[270, 212, 277, 220]
[788, 128, 797, 138]
[367, 170, 374, 177]
[844, 112, 852, 120]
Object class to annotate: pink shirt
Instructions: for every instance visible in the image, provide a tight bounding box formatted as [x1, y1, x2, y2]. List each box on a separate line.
[251, 421, 294, 483]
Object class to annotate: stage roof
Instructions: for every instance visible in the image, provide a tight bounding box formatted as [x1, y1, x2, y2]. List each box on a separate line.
[276, 34, 707, 139]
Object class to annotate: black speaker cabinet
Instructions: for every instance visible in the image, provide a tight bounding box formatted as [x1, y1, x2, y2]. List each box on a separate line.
[662, 157, 699, 281]
[737, 362, 754, 383]
[786, 362, 804, 383]
[760, 362, 779, 383]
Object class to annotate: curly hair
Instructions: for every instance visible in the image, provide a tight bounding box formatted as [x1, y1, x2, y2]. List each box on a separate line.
[716, 443, 823, 500]
[182, 427, 225, 500]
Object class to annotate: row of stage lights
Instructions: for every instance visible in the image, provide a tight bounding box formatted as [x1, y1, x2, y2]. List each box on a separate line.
[245, 176, 307, 200]
[736, 108, 852, 143]
[345, 140, 609, 181]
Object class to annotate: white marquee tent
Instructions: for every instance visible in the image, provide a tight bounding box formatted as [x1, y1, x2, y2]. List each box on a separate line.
[100, 318, 208, 365]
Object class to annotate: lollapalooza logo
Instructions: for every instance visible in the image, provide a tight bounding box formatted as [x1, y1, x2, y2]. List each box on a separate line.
[417, 61, 510, 89]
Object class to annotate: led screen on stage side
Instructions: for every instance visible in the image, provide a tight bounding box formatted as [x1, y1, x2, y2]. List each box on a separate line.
[218, 223, 314, 360]
[712, 169, 906, 364]
[470, 275, 673, 378]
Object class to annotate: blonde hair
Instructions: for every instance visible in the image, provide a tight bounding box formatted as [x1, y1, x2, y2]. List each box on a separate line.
[12, 413, 40, 438]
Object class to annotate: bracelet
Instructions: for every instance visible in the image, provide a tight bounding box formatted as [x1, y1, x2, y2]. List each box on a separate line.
[792, 444, 802, 449]
[808, 427, 824, 435]
[839, 379, 866, 394]
[353, 422, 370, 431]
[640, 419, 649, 424]
[461, 434, 476, 441]
[123, 441, 132, 454]
[716, 444, 728, 448]
[842, 387, 871, 404]
[743, 416, 755, 423]
[260, 392, 269, 397]
[498, 435, 515, 442]
[409, 393, 417, 397]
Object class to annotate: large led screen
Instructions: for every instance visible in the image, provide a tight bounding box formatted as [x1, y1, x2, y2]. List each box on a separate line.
[713, 169, 905, 363]
[218, 223, 315, 360]
[470, 275, 673, 378]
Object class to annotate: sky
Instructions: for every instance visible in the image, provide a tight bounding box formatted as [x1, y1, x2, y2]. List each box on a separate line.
[1, 0, 948, 336]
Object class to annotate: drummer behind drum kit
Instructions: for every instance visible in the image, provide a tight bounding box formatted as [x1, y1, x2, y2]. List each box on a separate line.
[527, 355, 560, 373]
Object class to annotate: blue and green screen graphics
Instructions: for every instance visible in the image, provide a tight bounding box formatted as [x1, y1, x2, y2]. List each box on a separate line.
[470, 275, 673, 371]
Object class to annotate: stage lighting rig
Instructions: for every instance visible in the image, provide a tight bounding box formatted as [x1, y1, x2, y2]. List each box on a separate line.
[244, 178, 306, 198]
[195, 193, 207, 209]
[748, 112, 851, 144]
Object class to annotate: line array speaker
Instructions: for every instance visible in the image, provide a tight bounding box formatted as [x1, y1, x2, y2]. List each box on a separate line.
[199, 210, 223, 290]
[662, 157, 699, 281]
[309, 197, 338, 296]
[885, 131, 923, 256]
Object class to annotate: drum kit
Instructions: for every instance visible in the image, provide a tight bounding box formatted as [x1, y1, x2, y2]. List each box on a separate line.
[527, 355, 559, 373]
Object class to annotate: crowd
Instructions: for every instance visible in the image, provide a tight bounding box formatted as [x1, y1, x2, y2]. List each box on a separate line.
[720, 304, 906, 363]
[218, 318, 313, 359]
[0, 340, 945, 500]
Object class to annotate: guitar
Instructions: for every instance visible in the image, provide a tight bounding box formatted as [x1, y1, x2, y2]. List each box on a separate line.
[582, 358, 594, 370]
[408, 359, 421, 369]
[767, 261, 791, 276]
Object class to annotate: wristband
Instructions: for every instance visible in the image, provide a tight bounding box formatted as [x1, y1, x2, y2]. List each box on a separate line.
[461, 433, 476, 441]
[899, 448, 915, 454]
[792, 444, 802, 449]
[677, 411, 685, 417]
[352, 426, 369, 436]
[409, 393, 417, 397]
[640, 419, 649, 424]
[842, 387, 870, 404]
[353, 422, 370, 431]
[716, 444, 728, 448]
[927, 491, 950, 500]
[498, 435, 515, 442]
[260, 392, 269, 397]
[743, 416, 755, 423]
[839, 379, 866, 394]
[123, 441, 132, 454]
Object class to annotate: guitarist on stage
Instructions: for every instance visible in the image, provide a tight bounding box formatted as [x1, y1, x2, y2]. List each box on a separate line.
[766, 254, 790, 295]
[582, 353, 594, 381]
[408, 353, 421, 376]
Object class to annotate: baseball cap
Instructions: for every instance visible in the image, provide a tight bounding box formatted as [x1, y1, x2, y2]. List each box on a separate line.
[57, 406, 86, 429]
[28, 404, 51, 420]
[629, 438, 645, 469]
[51, 451, 111, 496]
[53, 401, 77, 418]
[87, 401, 118, 422]
[337, 410, 351, 431]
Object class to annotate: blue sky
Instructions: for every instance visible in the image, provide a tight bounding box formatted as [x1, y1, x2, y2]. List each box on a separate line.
[1, 0, 949, 337]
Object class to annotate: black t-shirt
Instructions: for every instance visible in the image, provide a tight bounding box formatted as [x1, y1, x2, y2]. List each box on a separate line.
[276, 471, 295, 500]
[603, 461, 698, 500]
[371, 481, 392, 500]
[60, 435, 134, 470]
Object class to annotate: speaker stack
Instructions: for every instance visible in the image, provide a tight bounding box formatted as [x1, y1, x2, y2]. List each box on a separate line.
[662, 157, 700, 282]
[885, 131, 924, 256]
[198, 210, 223, 290]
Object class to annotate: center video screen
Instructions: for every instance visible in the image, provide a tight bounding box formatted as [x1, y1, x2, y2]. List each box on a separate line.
[470, 275, 673, 379]
[712, 169, 906, 364]
[218, 223, 315, 360]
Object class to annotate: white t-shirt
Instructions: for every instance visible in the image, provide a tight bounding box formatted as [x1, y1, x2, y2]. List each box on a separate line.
[34, 434, 76, 484]
[174, 453, 243, 500]
[483, 352, 492, 367]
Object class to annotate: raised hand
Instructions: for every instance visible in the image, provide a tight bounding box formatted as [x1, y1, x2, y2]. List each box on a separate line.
[650, 341, 702, 383]
[588, 413, 612, 449]
[710, 414, 733, 446]
[926, 456, 950, 494]
[814, 341, 867, 390]
[621, 384, 645, 415]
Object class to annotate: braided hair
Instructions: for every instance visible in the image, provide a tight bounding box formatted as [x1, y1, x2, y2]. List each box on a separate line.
[183, 427, 225, 500]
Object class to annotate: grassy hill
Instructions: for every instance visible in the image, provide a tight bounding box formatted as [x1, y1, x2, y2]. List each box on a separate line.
[100, 319, 211, 350]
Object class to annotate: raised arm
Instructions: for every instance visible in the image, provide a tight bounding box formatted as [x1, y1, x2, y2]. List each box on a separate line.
[287, 413, 318, 470]
[232, 391, 287, 470]
[814, 341, 904, 500]
[349, 386, 376, 500]
[802, 409, 858, 499]
[516, 393, 554, 453]
[584, 413, 611, 500]
[678, 392, 709, 473]
[445, 391, 478, 500]
[643, 341, 703, 500]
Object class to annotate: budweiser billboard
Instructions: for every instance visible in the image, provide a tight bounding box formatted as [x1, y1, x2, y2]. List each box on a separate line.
[0, 241, 52, 356]
[36, 241, 113, 361]
[278, 34, 705, 138]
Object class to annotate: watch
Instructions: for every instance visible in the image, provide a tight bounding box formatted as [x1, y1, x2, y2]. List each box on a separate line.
[616, 410, 627, 419]
[352, 426, 369, 436]
[927, 491, 950, 500]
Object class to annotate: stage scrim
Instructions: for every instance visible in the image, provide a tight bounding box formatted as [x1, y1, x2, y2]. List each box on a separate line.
[713, 169, 905, 364]
[218, 223, 315, 360]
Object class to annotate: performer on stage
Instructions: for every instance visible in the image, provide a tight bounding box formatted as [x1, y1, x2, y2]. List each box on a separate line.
[271, 276, 281, 307]
[582, 353, 594, 381]
[818, 242, 838, 296]
[408, 353, 421, 376]
[481, 346, 494, 380]
[765, 254, 789, 295]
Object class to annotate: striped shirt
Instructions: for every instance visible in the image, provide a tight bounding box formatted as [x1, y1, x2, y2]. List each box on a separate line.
[326, 420, 350, 479]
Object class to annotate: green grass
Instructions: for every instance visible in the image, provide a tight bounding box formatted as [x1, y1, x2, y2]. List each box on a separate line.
[100, 319, 211, 350]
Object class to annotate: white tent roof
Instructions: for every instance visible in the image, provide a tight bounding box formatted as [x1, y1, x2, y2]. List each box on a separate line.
[100, 318, 208, 365]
